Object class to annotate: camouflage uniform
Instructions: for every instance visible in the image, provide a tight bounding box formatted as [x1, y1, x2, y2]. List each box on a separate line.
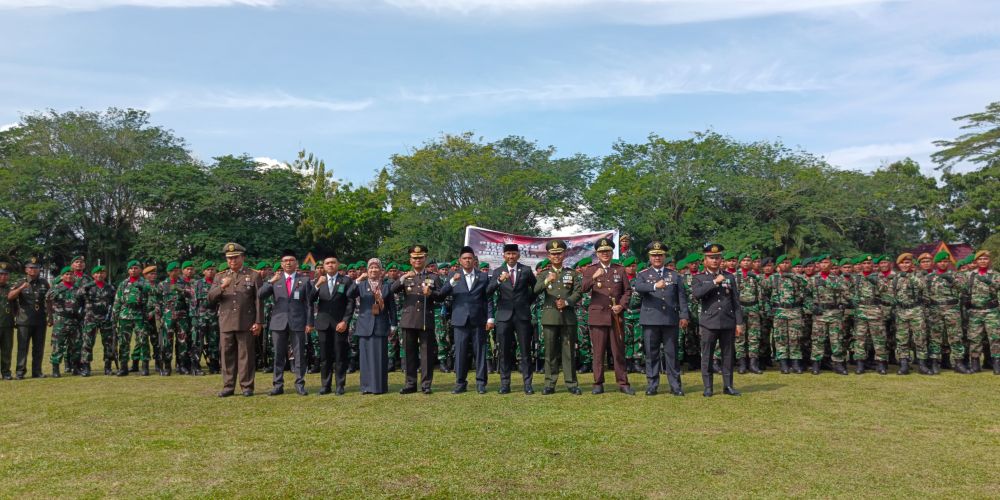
[682, 273, 701, 366]
[851, 273, 891, 363]
[45, 283, 84, 366]
[575, 293, 592, 370]
[79, 280, 116, 366]
[623, 274, 644, 367]
[926, 271, 966, 365]
[531, 295, 544, 370]
[807, 273, 848, 364]
[66, 273, 94, 370]
[388, 290, 403, 366]
[766, 272, 808, 363]
[259, 294, 275, 370]
[0, 280, 13, 378]
[112, 277, 154, 362]
[890, 272, 929, 363]
[735, 270, 766, 362]
[435, 297, 453, 369]
[191, 278, 220, 370]
[964, 269, 999, 365]
[158, 278, 194, 369]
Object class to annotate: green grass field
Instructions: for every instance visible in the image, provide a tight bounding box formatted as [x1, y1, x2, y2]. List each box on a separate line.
[2, 340, 999, 498]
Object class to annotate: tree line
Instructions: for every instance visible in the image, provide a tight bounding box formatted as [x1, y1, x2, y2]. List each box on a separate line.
[1, 103, 998, 276]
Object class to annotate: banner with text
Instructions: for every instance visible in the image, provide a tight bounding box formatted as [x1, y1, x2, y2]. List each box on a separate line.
[463, 226, 618, 270]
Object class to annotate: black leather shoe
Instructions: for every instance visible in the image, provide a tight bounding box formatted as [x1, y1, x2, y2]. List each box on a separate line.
[319, 387, 332, 395]
[399, 387, 417, 394]
[477, 385, 486, 394]
[703, 388, 713, 397]
[81, 364, 91, 377]
[499, 386, 511, 394]
[833, 362, 848, 375]
[953, 360, 971, 374]
[524, 386, 534, 395]
[335, 386, 345, 395]
[242, 390, 253, 397]
[591, 384, 604, 395]
[645, 387, 656, 396]
[723, 386, 741, 396]
[140, 361, 150, 377]
[568, 387, 582, 395]
[296, 386, 308, 396]
[619, 386, 636, 396]
[116, 368, 128, 377]
[917, 359, 931, 375]
[422, 388, 433, 395]
[970, 358, 981, 373]
[542, 387, 554, 395]
[16, 373, 24, 380]
[671, 389, 685, 397]
[218, 390, 235, 398]
[269, 388, 284, 396]
[104, 360, 112, 376]
[749, 358, 763, 374]
[2, 374, 11, 380]
[451, 386, 467, 394]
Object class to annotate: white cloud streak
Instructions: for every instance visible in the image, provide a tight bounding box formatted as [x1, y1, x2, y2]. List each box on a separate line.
[145, 91, 373, 113]
[0, 0, 277, 8]
[822, 139, 937, 170]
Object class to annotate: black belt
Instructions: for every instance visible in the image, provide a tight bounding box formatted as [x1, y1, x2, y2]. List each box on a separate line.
[932, 300, 958, 306]
[968, 302, 999, 311]
[774, 302, 801, 308]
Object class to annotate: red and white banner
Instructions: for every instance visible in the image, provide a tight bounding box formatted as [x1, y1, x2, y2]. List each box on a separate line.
[463, 225, 618, 269]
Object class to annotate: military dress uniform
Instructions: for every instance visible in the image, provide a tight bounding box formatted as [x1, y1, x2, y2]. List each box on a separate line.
[14, 258, 50, 379]
[580, 238, 633, 394]
[532, 240, 583, 395]
[632, 241, 689, 395]
[207, 242, 264, 396]
[390, 245, 446, 394]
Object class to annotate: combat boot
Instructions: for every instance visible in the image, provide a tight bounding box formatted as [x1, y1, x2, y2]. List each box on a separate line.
[749, 358, 763, 374]
[51, 363, 61, 378]
[80, 364, 91, 377]
[876, 361, 887, 375]
[737, 358, 747, 374]
[65, 359, 74, 376]
[104, 360, 112, 376]
[970, 358, 981, 373]
[140, 360, 149, 376]
[855, 360, 865, 374]
[117, 365, 128, 376]
[387, 357, 396, 372]
[192, 361, 204, 376]
[916, 359, 931, 375]
[779, 359, 790, 374]
[810, 360, 821, 375]
[953, 360, 970, 374]
[930, 359, 941, 375]
[791, 360, 803, 374]
[897, 359, 910, 375]
[131, 359, 139, 373]
[833, 361, 848, 375]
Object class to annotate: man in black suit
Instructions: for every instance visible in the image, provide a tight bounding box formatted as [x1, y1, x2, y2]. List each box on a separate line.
[632, 241, 689, 396]
[312, 255, 356, 395]
[440, 246, 493, 394]
[486, 243, 538, 394]
[259, 250, 315, 396]
[390, 245, 446, 394]
[691, 243, 744, 397]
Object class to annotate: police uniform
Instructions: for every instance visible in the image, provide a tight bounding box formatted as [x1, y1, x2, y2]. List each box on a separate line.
[691, 244, 743, 397]
[390, 245, 446, 394]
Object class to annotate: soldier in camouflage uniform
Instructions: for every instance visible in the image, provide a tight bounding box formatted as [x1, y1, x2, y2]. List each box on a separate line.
[387, 263, 404, 371]
[79, 265, 116, 376]
[926, 251, 970, 374]
[682, 255, 702, 371]
[435, 271, 454, 373]
[890, 253, 931, 375]
[191, 261, 219, 375]
[158, 262, 194, 375]
[112, 261, 153, 376]
[806, 255, 848, 375]
[574, 257, 593, 373]
[45, 266, 84, 378]
[142, 265, 162, 375]
[532, 259, 549, 373]
[622, 256, 644, 373]
[766, 255, 809, 374]
[0, 263, 14, 380]
[851, 255, 891, 375]
[838, 258, 856, 364]
[64, 255, 94, 375]
[735, 253, 767, 374]
[964, 250, 999, 374]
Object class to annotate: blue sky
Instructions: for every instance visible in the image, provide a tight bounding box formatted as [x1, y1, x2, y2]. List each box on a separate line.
[1, 0, 997, 184]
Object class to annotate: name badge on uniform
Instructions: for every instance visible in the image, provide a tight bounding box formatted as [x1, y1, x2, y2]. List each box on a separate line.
[337, 284, 345, 294]
[561, 274, 573, 284]
[293, 290, 300, 300]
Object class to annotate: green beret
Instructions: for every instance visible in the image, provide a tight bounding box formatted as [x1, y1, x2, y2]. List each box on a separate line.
[723, 251, 738, 260]
[791, 258, 801, 267]
[272, 262, 282, 272]
[299, 263, 310, 271]
[166, 261, 180, 272]
[933, 251, 949, 263]
[751, 252, 761, 260]
[956, 256, 971, 267]
[676, 257, 689, 268]
[575, 257, 592, 268]
[72, 255, 85, 263]
[685, 252, 701, 263]
[535, 259, 550, 270]
[872, 255, 883, 264]
[201, 260, 216, 271]
[775, 255, 788, 265]
[803, 257, 814, 265]
[838, 258, 851, 266]
[637, 262, 648, 272]
[91, 265, 106, 274]
[664, 255, 674, 264]
[218, 263, 228, 272]
[181, 260, 195, 270]
[479, 262, 489, 269]
[621, 256, 636, 267]
[449, 259, 457, 267]
[253, 261, 269, 271]
[739, 253, 751, 260]
[59, 265, 73, 276]
[127, 259, 141, 269]
[611, 258, 621, 265]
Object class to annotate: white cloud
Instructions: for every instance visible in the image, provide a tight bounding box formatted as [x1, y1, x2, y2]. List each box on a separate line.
[0, 0, 277, 8]
[0, 122, 17, 132]
[145, 90, 373, 113]
[253, 156, 291, 170]
[822, 139, 937, 171]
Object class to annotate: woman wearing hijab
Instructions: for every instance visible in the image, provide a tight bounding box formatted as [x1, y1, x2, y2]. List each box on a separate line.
[347, 258, 397, 394]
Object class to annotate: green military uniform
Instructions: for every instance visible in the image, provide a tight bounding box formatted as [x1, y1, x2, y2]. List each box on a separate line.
[622, 257, 644, 372]
[574, 257, 593, 372]
[191, 261, 220, 375]
[533, 241, 582, 394]
[0, 263, 14, 380]
[13, 257, 50, 379]
[926, 251, 968, 373]
[63, 257, 94, 373]
[531, 259, 549, 373]
[766, 255, 809, 373]
[435, 281, 454, 372]
[851, 255, 892, 374]
[158, 262, 194, 374]
[889, 254, 930, 374]
[963, 251, 999, 373]
[45, 266, 85, 377]
[734, 256, 767, 374]
[112, 261, 154, 376]
[806, 256, 848, 375]
[79, 265, 116, 376]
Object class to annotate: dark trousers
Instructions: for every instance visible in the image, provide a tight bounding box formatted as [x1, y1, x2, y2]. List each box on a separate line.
[318, 328, 349, 390]
[643, 325, 681, 392]
[16, 324, 46, 377]
[220, 330, 255, 392]
[496, 318, 533, 388]
[0, 326, 13, 376]
[272, 328, 306, 390]
[701, 326, 735, 389]
[542, 324, 578, 389]
[403, 327, 436, 390]
[453, 324, 487, 389]
[590, 324, 629, 387]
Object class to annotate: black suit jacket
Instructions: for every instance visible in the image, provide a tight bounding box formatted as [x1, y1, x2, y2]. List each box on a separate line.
[440, 270, 492, 327]
[312, 274, 357, 331]
[258, 272, 315, 331]
[691, 271, 743, 329]
[485, 262, 537, 322]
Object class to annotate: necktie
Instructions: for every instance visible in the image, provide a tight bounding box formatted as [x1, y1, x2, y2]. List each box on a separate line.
[657, 268, 663, 279]
[285, 276, 292, 296]
[328, 275, 335, 294]
[466, 272, 474, 290]
[509, 267, 516, 285]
